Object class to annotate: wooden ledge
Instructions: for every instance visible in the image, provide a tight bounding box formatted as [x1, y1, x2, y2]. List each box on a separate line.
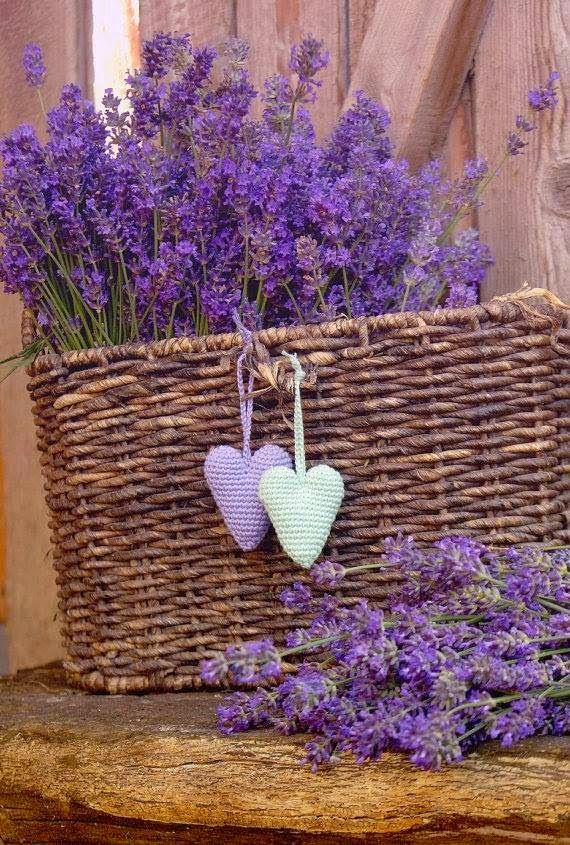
[0, 665, 568, 844]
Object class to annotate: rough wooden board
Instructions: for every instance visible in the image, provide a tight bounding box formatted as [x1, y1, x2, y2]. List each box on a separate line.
[0, 625, 7, 675]
[235, 0, 291, 122]
[444, 78, 475, 184]
[474, 0, 570, 300]
[345, 0, 491, 169]
[0, 447, 5, 624]
[139, 0, 235, 47]
[0, 666, 568, 844]
[236, 0, 346, 139]
[296, 0, 347, 139]
[3, 800, 567, 845]
[0, 0, 89, 671]
[347, 0, 378, 77]
[443, 76, 477, 231]
[91, 0, 140, 104]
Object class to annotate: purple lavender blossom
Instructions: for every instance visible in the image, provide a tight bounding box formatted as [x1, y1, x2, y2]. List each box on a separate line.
[201, 652, 229, 685]
[507, 131, 528, 156]
[303, 737, 340, 771]
[503, 547, 561, 607]
[489, 697, 547, 747]
[549, 703, 570, 735]
[463, 157, 488, 180]
[217, 688, 276, 734]
[409, 711, 464, 770]
[0, 38, 559, 352]
[225, 638, 283, 685]
[528, 71, 560, 111]
[141, 31, 192, 79]
[310, 559, 345, 589]
[280, 581, 313, 611]
[516, 114, 536, 132]
[431, 669, 468, 709]
[445, 280, 478, 308]
[202, 638, 282, 686]
[22, 43, 46, 88]
[348, 703, 391, 763]
[324, 90, 391, 172]
[205, 539, 568, 771]
[295, 235, 326, 296]
[289, 36, 329, 101]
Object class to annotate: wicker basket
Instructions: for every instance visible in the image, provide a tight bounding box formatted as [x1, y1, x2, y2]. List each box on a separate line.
[25, 298, 569, 693]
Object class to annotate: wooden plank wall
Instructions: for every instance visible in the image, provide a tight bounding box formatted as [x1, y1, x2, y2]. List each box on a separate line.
[345, 0, 492, 168]
[0, 0, 94, 669]
[0, 451, 5, 625]
[474, 0, 570, 299]
[139, 0, 569, 297]
[1, 0, 569, 669]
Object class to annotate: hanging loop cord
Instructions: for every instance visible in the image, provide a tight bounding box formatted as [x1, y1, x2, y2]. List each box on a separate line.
[233, 312, 255, 464]
[282, 351, 306, 480]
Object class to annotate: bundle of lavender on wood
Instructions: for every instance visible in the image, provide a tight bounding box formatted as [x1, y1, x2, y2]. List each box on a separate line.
[0, 34, 559, 363]
[202, 537, 569, 771]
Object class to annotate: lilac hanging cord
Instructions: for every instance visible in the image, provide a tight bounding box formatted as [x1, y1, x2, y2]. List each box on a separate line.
[233, 312, 255, 465]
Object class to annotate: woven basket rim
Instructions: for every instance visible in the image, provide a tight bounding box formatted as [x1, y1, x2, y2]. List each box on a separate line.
[26, 298, 565, 376]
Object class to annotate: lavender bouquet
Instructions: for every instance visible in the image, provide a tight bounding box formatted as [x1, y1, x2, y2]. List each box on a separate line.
[202, 537, 569, 771]
[0, 34, 559, 359]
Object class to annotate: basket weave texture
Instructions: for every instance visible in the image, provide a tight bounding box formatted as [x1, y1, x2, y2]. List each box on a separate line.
[26, 300, 569, 693]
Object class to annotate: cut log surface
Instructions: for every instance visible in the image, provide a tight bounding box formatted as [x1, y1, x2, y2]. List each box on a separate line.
[0, 666, 568, 844]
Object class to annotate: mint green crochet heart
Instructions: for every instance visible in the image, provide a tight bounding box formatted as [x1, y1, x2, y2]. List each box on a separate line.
[259, 463, 344, 568]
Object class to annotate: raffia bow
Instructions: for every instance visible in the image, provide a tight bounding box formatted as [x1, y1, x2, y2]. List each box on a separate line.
[490, 284, 569, 352]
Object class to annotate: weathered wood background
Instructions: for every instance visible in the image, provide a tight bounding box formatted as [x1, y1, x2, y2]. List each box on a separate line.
[0, 0, 568, 670]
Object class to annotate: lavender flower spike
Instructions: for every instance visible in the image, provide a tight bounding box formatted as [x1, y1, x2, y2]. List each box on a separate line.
[528, 71, 560, 111]
[207, 540, 569, 772]
[22, 43, 46, 88]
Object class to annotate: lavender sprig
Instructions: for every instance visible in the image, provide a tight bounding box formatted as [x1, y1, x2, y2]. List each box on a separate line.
[22, 43, 46, 89]
[203, 538, 569, 772]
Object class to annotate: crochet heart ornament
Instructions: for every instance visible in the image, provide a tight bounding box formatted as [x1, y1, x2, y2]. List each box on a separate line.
[204, 444, 291, 552]
[204, 323, 291, 551]
[259, 352, 344, 568]
[259, 463, 344, 568]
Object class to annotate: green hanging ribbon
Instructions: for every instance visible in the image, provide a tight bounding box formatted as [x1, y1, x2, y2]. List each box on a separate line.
[282, 351, 306, 478]
[258, 351, 345, 568]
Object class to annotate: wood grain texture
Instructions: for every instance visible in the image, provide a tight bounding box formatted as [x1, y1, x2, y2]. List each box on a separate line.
[236, 0, 346, 138]
[91, 0, 140, 105]
[0, 449, 5, 624]
[444, 78, 476, 183]
[347, 0, 378, 76]
[443, 76, 477, 231]
[345, 0, 491, 169]
[297, 0, 346, 138]
[474, 0, 570, 300]
[139, 0, 235, 47]
[0, 0, 92, 670]
[0, 666, 569, 845]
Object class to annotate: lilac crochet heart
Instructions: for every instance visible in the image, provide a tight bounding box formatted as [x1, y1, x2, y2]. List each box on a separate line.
[204, 444, 292, 551]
